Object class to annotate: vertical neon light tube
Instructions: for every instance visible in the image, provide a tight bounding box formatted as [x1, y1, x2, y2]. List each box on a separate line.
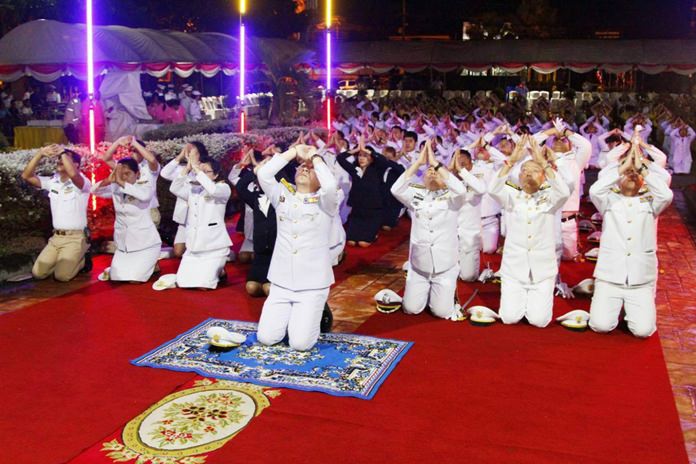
[239, 0, 246, 134]
[240, 23, 246, 133]
[86, 0, 95, 153]
[86, 0, 97, 210]
[325, 0, 332, 131]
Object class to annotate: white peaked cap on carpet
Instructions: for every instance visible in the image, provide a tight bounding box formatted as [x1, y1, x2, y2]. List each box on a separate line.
[374, 289, 402, 304]
[152, 273, 177, 291]
[206, 327, 246, 345]
[374, 289, 403, 313]
[585, 247, 600, 260]
[578, 219, 596, 232]
[467, 305, 500, 323]
[556, 310, 591, 330]
[591, 212, 603, 223]
[572, 278, 595, 295]
[588, 231, 602, 243]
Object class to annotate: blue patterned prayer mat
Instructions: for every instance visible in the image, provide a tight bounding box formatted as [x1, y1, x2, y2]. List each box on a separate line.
[132, 318, 413, 400]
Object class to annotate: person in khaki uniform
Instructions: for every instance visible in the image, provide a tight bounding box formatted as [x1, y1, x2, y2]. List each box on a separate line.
[21, 145, 91, 281]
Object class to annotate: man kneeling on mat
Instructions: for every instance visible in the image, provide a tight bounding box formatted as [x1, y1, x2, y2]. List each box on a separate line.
[255, 144, 339, 351]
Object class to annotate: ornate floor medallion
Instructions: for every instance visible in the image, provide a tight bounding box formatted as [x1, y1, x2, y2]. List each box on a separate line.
[101, 379, 279, 463]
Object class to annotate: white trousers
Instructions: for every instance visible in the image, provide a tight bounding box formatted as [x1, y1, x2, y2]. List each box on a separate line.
[481, 215, 500, 254]
[459, 234, 481, 282]
[589, 279, 656, 338]
[403, 265, 459, 319]
[176, 247, 228, 289]
[561, 218, 578, 260]
[499, 274, 556, 328]
[257, 284, 330, 351]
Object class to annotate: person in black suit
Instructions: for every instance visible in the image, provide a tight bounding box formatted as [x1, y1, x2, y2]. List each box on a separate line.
[337, 136, 392, 247]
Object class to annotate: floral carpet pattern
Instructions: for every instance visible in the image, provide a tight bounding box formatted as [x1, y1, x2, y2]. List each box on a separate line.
[98, 378, 278, 464]
[132, 318, 413, 400]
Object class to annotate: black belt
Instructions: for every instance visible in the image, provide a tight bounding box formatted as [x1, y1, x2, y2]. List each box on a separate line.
[561, 214, 578, 223]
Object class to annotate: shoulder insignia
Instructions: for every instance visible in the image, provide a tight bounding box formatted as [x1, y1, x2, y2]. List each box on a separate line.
[638, 186, 650, 195]
[409, 183, 426, 189]
[136, 180, 148, 185]
[505, 180, 521, 191]
[50, 189, 59, 194]
[280, 178, 296, 194]
[304, 196, 319, 204]
[539, 183, 551, 191]
[611, 187, 621, 194]
[640, 195, 654, 203]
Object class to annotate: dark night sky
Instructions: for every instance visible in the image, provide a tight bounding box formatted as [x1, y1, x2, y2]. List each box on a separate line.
[9, 0, 694, 39]
[327, 0, 693, 39]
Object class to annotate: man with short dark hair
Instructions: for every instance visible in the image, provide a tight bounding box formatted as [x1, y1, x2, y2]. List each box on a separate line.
[21, 145, 91, 281]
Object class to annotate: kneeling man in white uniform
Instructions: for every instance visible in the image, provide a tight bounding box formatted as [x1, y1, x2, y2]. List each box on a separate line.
[490, 136, 570, 327]
[588, 145, 673, 337]
[256, 144, 339, 351]
[391, 142, 468, 319]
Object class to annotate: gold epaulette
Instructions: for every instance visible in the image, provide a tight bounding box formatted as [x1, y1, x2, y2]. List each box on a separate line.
[280, 178, 296, 194]
[505, 180, 521, 191]
[409, 183, 426, 189]
[136, 180, 148, 184]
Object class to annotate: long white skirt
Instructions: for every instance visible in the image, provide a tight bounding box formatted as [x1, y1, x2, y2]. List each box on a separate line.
[177, 247, 229, 289]
[111, 244, 161, 282]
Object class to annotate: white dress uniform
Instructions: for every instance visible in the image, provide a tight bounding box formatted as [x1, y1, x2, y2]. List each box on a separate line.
[588, 165, 673, 337]
[472, 159, 502, 251]
[256, 154, 339, 351]
[32, 174, 91, 281]
[489, 171, 570, 327]
[668, 127, 695, 174]
[170, 171, 232, 289]
[228, 166, 255, 254]
[539, 132, 592, 260]
[456, 169, 486, 281]
[93, 174, 161, 282]
[391, 170, 467, 318]
[579, 122, 606, 168]
[160, 159, 189, 244]
[138, 159, 161, 226]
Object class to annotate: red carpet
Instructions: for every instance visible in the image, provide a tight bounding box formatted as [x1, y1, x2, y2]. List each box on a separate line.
[0, 223, 410, 464]
[0, 214, 688, 463]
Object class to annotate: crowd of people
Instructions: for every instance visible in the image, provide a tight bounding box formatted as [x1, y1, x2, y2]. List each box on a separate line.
[0, 82, 209, 146]
[20, 88, 693, 351]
